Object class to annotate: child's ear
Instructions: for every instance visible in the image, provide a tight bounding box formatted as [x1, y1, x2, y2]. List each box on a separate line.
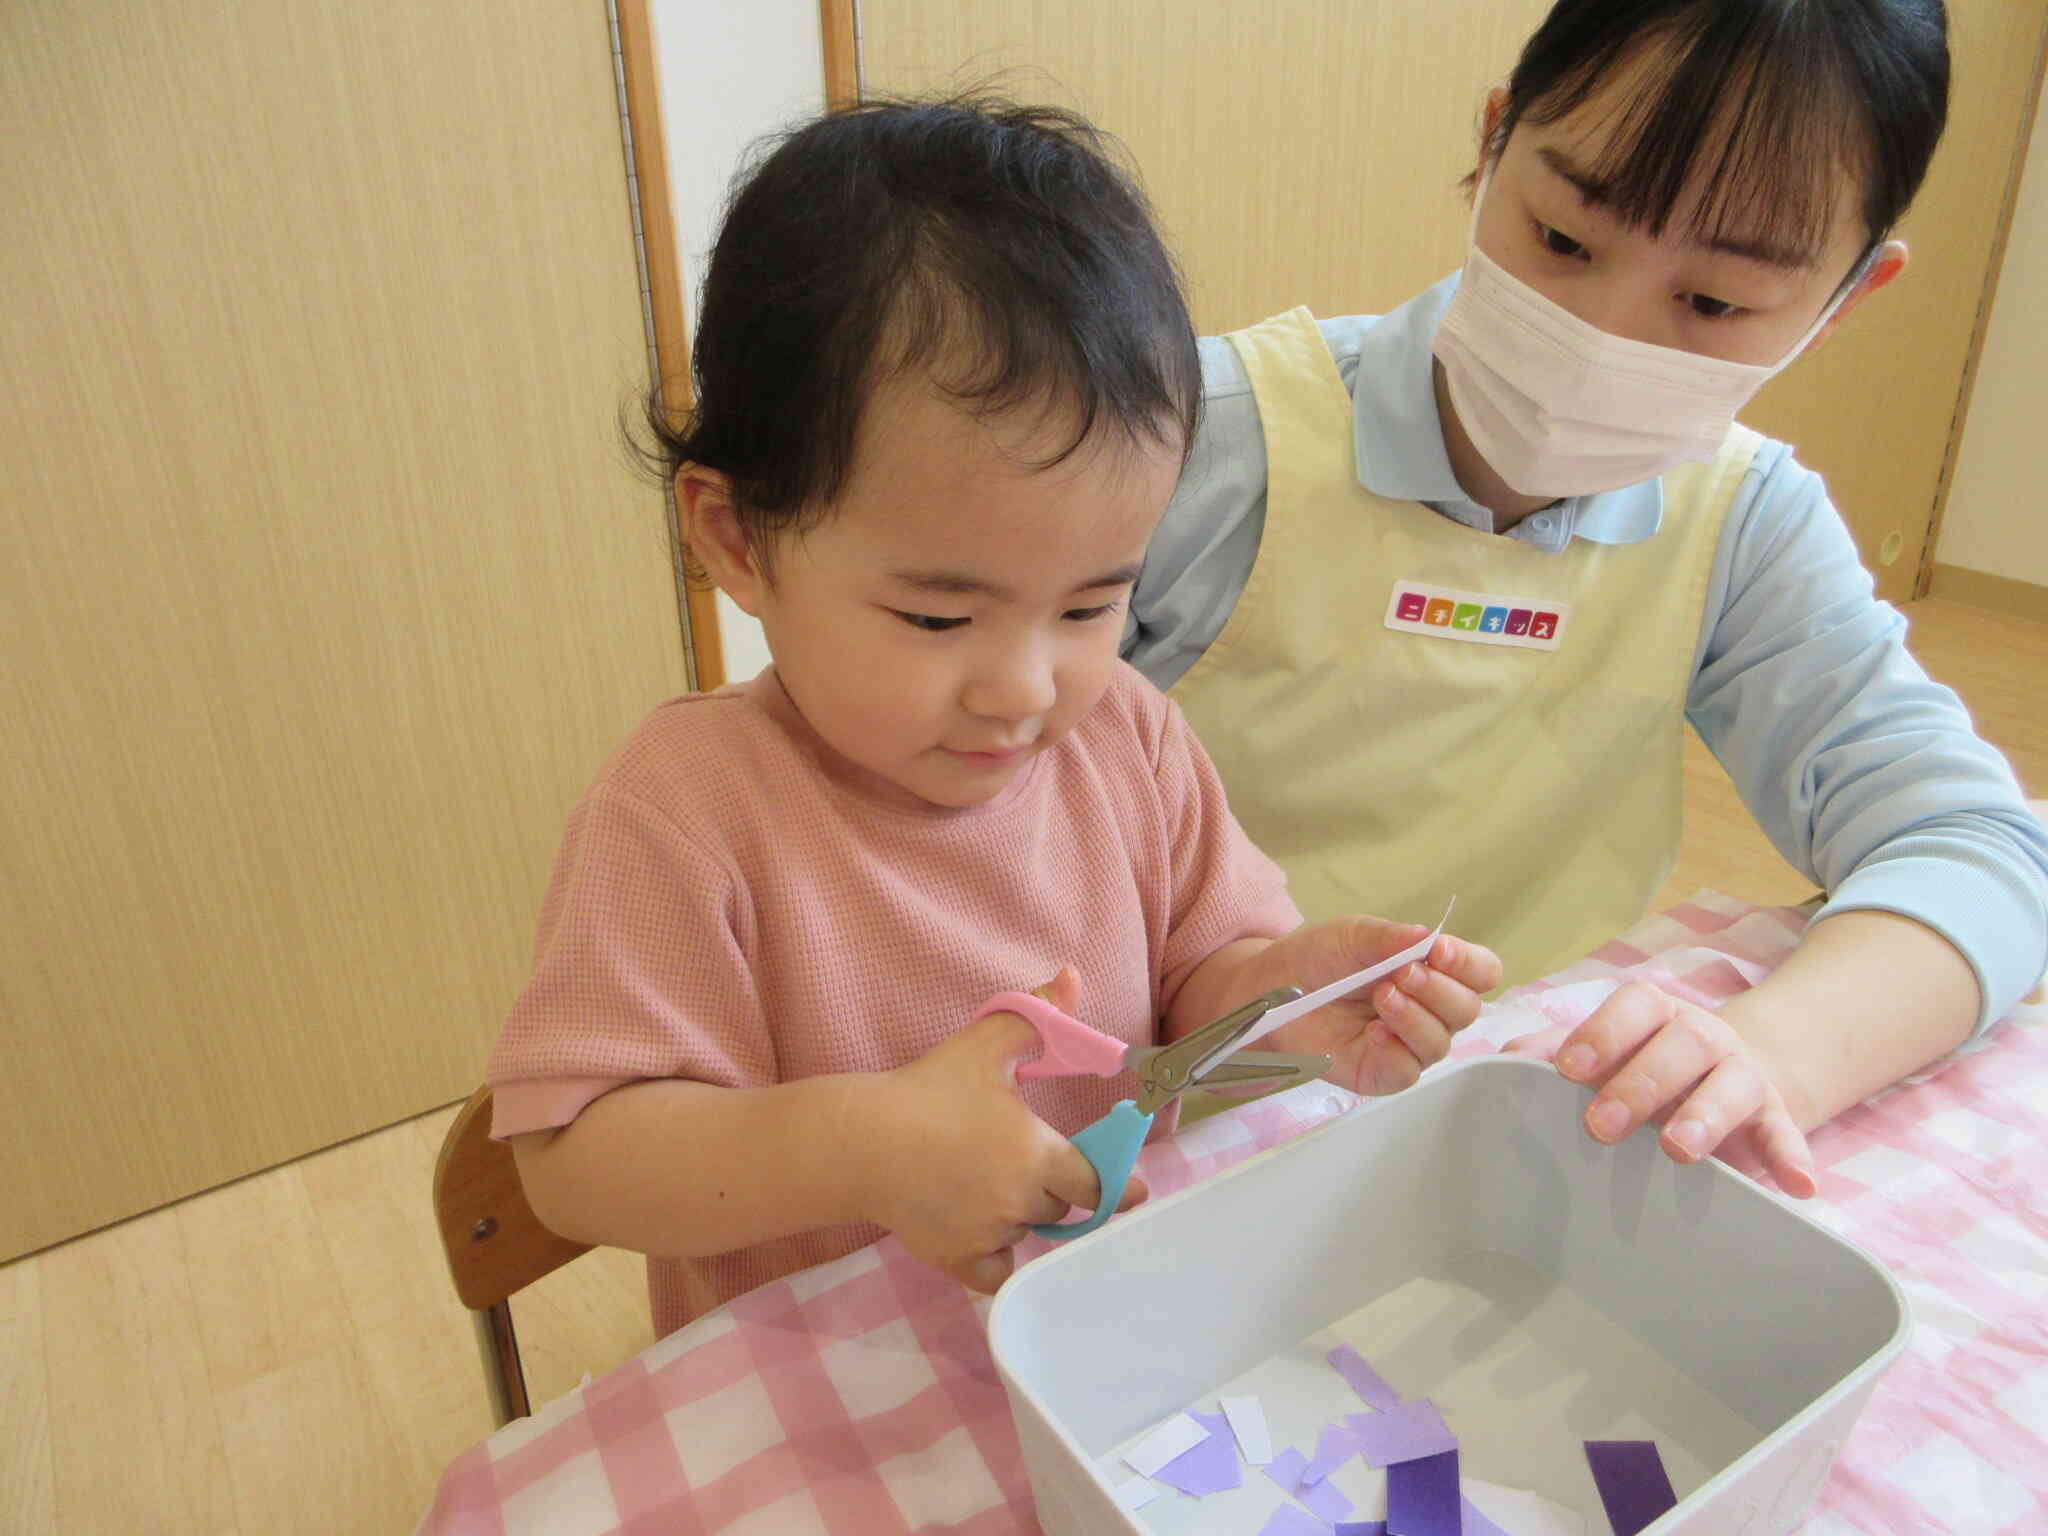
[676, 465, 766, 616]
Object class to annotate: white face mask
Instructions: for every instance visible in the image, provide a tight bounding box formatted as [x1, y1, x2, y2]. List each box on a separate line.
[1431, 174, 1868, 498]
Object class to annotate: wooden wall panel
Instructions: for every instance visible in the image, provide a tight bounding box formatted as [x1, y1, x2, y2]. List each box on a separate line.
[1743, 2, 2048, 600]
[1, 2, 690, 1257]
[860, 0, 1548, 326]
[859, 0, 2048, 603]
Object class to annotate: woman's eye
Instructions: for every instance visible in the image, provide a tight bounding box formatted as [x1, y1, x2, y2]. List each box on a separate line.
[1537, 223, 1585, 259]
[892, 611, 968, 633]
[1063, 602, 1121, 623]
[1687, 293, 1739, 319]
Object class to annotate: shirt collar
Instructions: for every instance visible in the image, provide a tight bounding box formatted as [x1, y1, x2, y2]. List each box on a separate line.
[1350, 272, 1664, 550]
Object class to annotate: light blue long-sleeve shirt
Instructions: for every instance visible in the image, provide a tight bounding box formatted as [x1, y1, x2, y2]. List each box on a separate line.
[1124, 274, 2048, 1028]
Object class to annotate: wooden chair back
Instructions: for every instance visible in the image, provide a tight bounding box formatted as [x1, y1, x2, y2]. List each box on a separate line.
[432, 1085, 593, 1423]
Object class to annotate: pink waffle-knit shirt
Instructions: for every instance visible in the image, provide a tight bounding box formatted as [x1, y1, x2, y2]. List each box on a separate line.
[487, 661, 1299, 1335]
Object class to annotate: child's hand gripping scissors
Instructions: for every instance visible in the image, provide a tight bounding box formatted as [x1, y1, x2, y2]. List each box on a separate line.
[972, 986, 1333, 1241]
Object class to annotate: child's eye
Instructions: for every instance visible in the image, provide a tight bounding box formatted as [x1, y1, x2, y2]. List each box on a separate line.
[1685, 293, 1741, 319]
[892, 610, 968, 633]
[1063, 602, 1122, 623]
[1535, 222, 1586, 259]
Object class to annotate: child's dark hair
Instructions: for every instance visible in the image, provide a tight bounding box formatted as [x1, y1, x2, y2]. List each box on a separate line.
[646, 95, 1200, 569]
[1485, 0, 1948, 272]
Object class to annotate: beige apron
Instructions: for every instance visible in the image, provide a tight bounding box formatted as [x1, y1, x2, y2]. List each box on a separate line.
[1171, 307, 1756, 987]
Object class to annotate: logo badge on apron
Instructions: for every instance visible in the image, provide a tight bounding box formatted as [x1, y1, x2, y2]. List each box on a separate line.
[1385, 582, 1566, 651]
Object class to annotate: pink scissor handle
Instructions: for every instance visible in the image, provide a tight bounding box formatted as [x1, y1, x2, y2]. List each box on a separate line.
[972, 991, 1130, 1082]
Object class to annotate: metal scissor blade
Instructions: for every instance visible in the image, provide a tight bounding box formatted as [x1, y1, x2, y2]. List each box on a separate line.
[1127, 987, 1313, 1111]
[1119, 1049, 1301, 1091]
[1136, 987, 1300, 1097]
[1190, 1049, 1331, 1096]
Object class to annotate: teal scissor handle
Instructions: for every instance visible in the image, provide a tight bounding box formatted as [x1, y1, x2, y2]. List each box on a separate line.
[978, 984, 1324, 1243]
[1034, 1099, 1154, 1241]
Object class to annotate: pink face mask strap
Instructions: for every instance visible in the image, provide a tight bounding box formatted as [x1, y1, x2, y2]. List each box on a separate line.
[1784, 240, 1882, 363]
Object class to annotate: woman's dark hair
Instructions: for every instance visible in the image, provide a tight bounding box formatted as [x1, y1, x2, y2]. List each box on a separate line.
[1483, 0, 1948, 271]
[645, 95, 1199, 571]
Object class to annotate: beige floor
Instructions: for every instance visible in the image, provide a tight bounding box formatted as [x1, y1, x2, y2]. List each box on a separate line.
[3, 597, 2042, 1534]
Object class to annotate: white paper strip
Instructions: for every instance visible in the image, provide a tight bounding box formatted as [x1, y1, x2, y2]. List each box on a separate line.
[1220, 1394, 1273, 1465]
[1232, 898, 1457, 1052]
[1110, 1475, 1165, 1511]
[1123, 1413, 1209, 1478]
[1464, 1476, 1585, 1536]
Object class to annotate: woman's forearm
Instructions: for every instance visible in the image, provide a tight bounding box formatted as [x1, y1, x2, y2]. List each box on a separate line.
[1720, 909, 1978, 1131]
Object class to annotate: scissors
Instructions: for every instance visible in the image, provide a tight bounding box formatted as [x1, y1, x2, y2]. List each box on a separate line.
[972, 986, 1332, 1241]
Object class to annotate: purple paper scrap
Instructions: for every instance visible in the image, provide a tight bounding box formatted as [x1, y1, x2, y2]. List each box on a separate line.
[1346, 1399, 1458, 1468]
[1386, 1447, 1462, 1536]
[1585, 1439, 1678, 1536]
[1328, 1343, 1403, 1410]
[1154, 1410, 1242, 1496]
[1302, 1421, 1361, 1484]
[1263, 1440, 1352, 1523]
[1299, 1475, 1355, 1524]
[1264, 1445, 1312, 1496]
[1335, 1525, 1389, 1536]
[1259, 1504, 1333, 1536]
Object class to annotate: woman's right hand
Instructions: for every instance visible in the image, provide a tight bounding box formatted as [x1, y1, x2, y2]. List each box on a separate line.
[858, 971, 1146, 1292]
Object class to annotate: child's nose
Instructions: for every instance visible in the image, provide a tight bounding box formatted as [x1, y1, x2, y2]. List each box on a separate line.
[964, 645, 1057, 724]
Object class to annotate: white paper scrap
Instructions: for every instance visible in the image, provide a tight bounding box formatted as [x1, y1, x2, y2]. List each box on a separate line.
[1464, 1476, 1586, 1536]
[1111, 1475, 1165, 1511]
[1234, 898, 1457, 1051]
[1221, 1394, 1274, 1465]
[1123, 1413, 1209, 1478]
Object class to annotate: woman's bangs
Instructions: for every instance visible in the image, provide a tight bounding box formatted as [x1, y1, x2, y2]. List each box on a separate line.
[1531, 15, 1863, 269]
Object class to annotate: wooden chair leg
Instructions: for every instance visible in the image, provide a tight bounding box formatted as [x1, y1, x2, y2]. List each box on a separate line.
[473, 1300, 531, 1428]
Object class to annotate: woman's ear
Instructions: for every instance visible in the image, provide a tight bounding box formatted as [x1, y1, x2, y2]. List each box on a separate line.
[1805, 240, 1910, 356]
[1481, 84, 1509, 142]
[676, 466, 766, 617]
[1477, 85, 1510, 178]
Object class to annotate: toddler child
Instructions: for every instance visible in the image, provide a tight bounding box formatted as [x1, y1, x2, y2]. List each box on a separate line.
[487, 98, 1501, 1336]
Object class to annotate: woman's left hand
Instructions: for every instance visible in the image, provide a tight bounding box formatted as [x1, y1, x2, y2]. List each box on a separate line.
[1503, 979, 1817, 1197]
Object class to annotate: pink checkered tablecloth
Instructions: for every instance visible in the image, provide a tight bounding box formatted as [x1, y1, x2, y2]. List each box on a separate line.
[420, 892, 2048, 1535]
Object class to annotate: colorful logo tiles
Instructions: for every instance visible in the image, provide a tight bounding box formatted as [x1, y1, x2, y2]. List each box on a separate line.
[1385, 581, 1566, 651]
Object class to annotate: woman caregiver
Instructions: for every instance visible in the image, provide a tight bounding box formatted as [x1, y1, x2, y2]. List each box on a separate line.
[1124, 0, 2048, 1194]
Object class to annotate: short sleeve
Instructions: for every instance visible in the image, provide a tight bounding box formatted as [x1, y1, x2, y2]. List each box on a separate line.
[1148, 695, 1302, 1008]
[486, 784, 765, 1138]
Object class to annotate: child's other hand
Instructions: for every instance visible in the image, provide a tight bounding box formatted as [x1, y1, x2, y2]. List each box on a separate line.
[1253, 918, 1502, 1096]
[1503, 981, 1816, 1197]
[864, 971, 1145, 1293]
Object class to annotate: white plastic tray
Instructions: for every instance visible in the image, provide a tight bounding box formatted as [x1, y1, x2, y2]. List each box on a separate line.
[989, 1056, 1907, 1535]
